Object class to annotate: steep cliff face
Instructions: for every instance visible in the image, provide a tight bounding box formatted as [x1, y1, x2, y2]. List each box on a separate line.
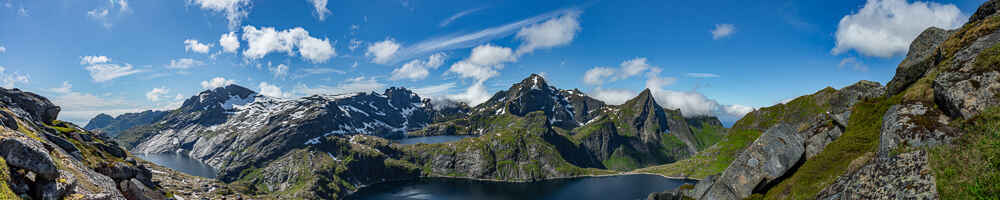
[0, 87, 170, 200]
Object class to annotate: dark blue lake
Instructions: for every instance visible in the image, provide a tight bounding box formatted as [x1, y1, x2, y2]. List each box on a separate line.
[347, 174, 695, 200]
[395, 135, 475, 145]
[135, 153, 218, 178]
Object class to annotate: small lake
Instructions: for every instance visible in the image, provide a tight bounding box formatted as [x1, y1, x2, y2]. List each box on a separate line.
[395, 135, 474, 145]
[347, 174, 696, 200]
[134, 153, 218, 178]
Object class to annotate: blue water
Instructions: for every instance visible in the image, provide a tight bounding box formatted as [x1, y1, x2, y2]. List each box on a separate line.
[395, 135, 474, 145]
[347, 174, 696, 200]
[134, 153, 217, 178]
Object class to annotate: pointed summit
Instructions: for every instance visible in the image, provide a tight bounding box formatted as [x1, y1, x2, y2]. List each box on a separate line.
[514, 73, 551, 91]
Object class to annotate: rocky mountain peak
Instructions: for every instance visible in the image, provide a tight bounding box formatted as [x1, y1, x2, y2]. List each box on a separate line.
[84, 113, 114, 130]
[970, 0, 1000, 24]
[0, 87, 60, 123]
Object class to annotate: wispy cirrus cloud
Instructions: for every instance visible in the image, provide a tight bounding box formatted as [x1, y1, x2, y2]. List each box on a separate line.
[440, 7, 484, 27]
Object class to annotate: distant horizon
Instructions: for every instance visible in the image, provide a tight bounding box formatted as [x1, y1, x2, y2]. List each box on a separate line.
[0, 0, 988, 125]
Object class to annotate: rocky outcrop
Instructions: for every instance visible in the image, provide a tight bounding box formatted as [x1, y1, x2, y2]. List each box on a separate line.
[933, 24, 1000, 119]
[696, 124, 804, 200]
[0, 87, 170, 200]
[886, 27, 954, 96]
[817, 150, 938, 199]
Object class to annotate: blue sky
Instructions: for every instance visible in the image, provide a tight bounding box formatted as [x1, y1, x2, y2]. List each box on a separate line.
[0, 0, 987, 125]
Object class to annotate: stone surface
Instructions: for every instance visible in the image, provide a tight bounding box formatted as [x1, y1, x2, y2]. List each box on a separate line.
[698, 124, 805, 200]
[878, 103, 959, 158]
[817, 150, 939, 200]
[0, 137, 60, 180]
[119, 179, 166, 200]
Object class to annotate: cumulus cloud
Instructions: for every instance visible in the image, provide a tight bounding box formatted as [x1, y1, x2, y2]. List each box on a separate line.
[184, 39, 213, 53]
[189, 0, 252, 30]
[85, 63, 141, 82]
[832, 0, 965, 58]
[80, 56, 111, 65]
[581, 57, 656, 85]
[515, 10, 581, 55]
[468, 44, 516, 66]
[0, 45, 5, 53]
[242, 26, 336, 63]
[366, 38, 401, 64]
[447, 80, 492, 106]
[258, 82, 287, 98]
[686, 73, 720, 78]
[583, 67, 615, 85]
[146, 87, 169, 101]
[590, 88, 637, 105]
[165, 58, 205, 69]
[292, 76, 385, 96]
[201, 77, 236, 89]
[440, 7, 483, 27]
[219, 32, 240, 53]
[0, 66, 29, 88]
[308, 0, 331, 21]
[391, 53, 447, 81]
[711, 24, 735, 40]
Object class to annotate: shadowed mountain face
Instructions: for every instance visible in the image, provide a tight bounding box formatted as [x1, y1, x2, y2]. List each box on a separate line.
[84, 110, 168, 137]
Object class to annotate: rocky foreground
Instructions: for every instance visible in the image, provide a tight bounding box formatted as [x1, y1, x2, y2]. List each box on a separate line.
[646, 0, 1000, 199]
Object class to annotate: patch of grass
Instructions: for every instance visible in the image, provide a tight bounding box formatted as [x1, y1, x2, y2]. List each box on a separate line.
[0, 157, 19, 200]
[930, 106, 1000, 199]
[691, 122, 726, 151]
[763, 95, 901, 200]
[974, 42, 1000, 73]
[603, 146, 640, 171]
[941, 15, 1000, 61]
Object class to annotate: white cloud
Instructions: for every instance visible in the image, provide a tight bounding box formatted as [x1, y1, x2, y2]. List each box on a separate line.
[722, 104, 754, 117]
[838, 57, 869, 72]
[581, 57, 656, 85]
[258, 82, 287, 97]
[85, 63, 141, 82]
[165, 58, 205, 69]
[391, 7, 580, 64]
[146, 87, 169, 101]
[440, 7, 483, 27]
[49, 81, 72, 93]
[515, 10, 581, 55]
[80, 56, 111, 65]
[292, 76, 385, 96]
[269, 63, 289, 78]
[645, 70, 677, 90]
[832, 0, 964, 58]
[189, 0, 252, 30]
[201, 77, 236, 89]
[448, 61, 498, 81]
[17, 7, 27, 16]
[0, 45, 5, 53]
[413, 82, 457, 98]
[686, 73, 720, 78]
[468, 44, 516, 66]
[711, 24, 735, 40]
[447, 80, 491, 106]
[391, 53, 447, 81]
[219, 32, 240, 53]
[175, 93, 185, 101]
[590, 88, 637, 105]
[366, 38, 401, 64]
[86, 0, 129, 29]
[241, 26, 336, 63]
[0, 66, 29, 88]
[184, 39, 213, 54]
[308, 0, 331, 21]
[583, 67, 615, 85]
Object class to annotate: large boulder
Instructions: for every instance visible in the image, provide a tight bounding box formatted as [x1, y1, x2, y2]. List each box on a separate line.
[0, 88, 60, 123]
[119, 179, 166, 200]
[800, 114, 846, 159]
[933, 24, 1000, 119]
[0, 137, 60, 180]
[697, 124, 805, 199]
[37, 170, 78, 200]
[886, 27, 954, 96]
